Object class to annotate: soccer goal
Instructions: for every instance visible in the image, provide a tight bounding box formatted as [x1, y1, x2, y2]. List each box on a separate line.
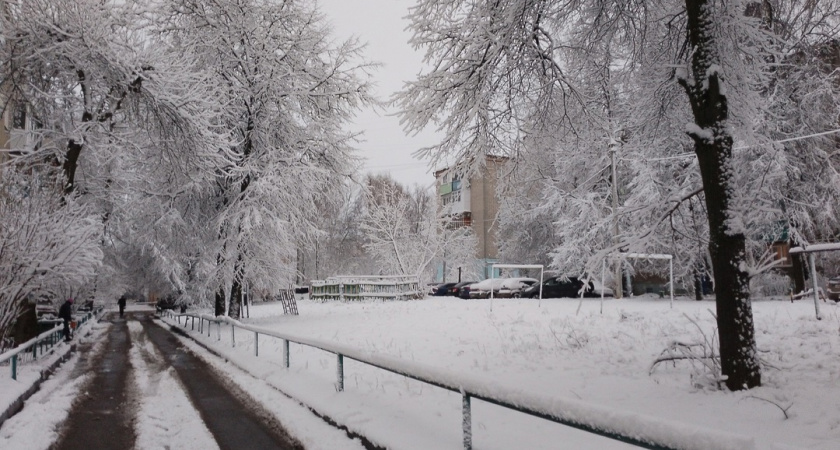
[789, 243, 840, 320]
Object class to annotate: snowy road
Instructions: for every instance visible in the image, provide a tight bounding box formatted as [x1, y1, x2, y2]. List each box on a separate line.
[49, 311, 299, 450]
[2, 309, 365, 450]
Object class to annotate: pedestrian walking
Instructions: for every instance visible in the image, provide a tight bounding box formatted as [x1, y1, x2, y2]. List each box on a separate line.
[59, 298, 74, 342]
[118, 295, 127, 318]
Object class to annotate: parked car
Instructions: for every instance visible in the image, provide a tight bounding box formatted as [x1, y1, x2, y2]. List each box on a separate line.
[469, 278, 510, 299]
[522, 276, 606, 299]
[458, 284, 473, 299]
[827, 278, 840, 302]
[294, 285, 310, 294]
[156, 295, 178, 311]
[496, 278, 538, 298]
[426, 283, 440, 295]
[448, 281, 476, 297]
[35, 299, 57, 320]
[432, 282, 458, 296]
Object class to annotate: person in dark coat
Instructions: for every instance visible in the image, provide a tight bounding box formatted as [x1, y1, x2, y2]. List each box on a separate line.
[58, 298, 74, 342]
[118, 295, 127, 318]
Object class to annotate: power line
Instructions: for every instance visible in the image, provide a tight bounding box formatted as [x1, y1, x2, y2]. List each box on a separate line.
[621, 127, 840, 162]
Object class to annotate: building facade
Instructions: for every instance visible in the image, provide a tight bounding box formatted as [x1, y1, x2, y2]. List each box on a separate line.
[435, 156, 507, 279]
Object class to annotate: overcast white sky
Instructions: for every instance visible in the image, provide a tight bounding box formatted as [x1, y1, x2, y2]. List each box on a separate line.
[317, 0, 440, 189]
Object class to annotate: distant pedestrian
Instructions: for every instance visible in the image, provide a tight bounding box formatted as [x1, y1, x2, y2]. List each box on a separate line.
[118, 295, 127, 318]
[59, 298, 74, 342]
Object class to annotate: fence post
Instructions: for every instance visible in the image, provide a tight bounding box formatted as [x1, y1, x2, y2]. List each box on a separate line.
[254, 332, 259, 356]
[217, 320, 221, 341]
[337, 354, 344, 392]
[462, 392, 472, 450]
[231, 324, 236, 347]
[11, 354, 17, 381]
[283, 339, 290, 368]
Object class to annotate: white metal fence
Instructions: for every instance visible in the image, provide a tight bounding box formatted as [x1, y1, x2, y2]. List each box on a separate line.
[310, 275, 422, 301]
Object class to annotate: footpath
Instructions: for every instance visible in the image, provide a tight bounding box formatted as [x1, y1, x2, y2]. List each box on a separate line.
[52, 311, 302, 450]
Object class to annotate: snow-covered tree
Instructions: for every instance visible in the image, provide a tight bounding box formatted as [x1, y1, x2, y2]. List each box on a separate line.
[398, 0, 840, 390]
[0, 0, 230, 311]
[297, 185, 374, 281]
[361, 174, 476, 281]
[160, 0, 374, 317]
[0, 171, 101, 342]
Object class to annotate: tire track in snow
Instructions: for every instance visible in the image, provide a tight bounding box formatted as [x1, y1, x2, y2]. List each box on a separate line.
[127, 320, 219, 450]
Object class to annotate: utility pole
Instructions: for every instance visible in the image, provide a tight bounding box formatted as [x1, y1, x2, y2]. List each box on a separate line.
[610, 139, 622, 299]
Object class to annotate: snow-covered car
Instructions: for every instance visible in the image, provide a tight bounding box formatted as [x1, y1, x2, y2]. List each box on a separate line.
[591, 279, 614, 297]
[35, 299, 57, 320]
[468, 278, 510, 299]
[523, 276, 613, 299]
[827, 278, 840, 302]
[496, 278, 538, 298]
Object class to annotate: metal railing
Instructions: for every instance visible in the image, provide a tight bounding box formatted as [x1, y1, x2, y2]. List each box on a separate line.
[160, 310, 754, 450]
[0, 307, 102, 380]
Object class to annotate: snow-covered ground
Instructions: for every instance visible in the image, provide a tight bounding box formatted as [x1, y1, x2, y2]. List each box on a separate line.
[2, 296, 839, 449]
[173, 295, 840, 449]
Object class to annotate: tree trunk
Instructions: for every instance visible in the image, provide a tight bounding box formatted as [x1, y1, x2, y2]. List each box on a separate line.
[694, 264, 704, 301]
[63, 140, 83, 195]
[11, 301, 38, 345]
[790, 255, 806, 294]
[229, 277, 242, 319]
[789, 238, 806, 293]
[228, 254, 245, 319]
[682, 0, 761, 390]
[214, 286, 226, 317]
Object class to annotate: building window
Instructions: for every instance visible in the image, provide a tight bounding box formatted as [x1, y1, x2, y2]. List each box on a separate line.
[442, 190, 461, 205]
[12, 103, 26, 129]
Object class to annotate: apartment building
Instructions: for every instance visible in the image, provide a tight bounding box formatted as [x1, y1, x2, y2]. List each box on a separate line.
[435, 155, 507, 279]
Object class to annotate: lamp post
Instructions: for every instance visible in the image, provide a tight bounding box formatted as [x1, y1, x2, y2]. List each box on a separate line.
[610, 139, 622, 299]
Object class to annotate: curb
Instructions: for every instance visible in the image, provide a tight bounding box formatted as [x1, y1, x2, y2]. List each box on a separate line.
[0, 343, 75, 427]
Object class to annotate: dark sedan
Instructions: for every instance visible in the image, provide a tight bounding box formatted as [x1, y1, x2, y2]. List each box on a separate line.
[522, 276, 599, 299]
[432, 282, 458, 296]
[448, 281, 476, 297]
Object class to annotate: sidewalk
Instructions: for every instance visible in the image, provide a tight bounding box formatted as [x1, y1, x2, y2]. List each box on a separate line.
[53, 311, 301, 450]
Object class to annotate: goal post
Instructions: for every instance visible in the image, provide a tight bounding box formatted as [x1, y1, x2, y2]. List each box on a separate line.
[788, 243, 840, 320]
[605, 253, 674, 307]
